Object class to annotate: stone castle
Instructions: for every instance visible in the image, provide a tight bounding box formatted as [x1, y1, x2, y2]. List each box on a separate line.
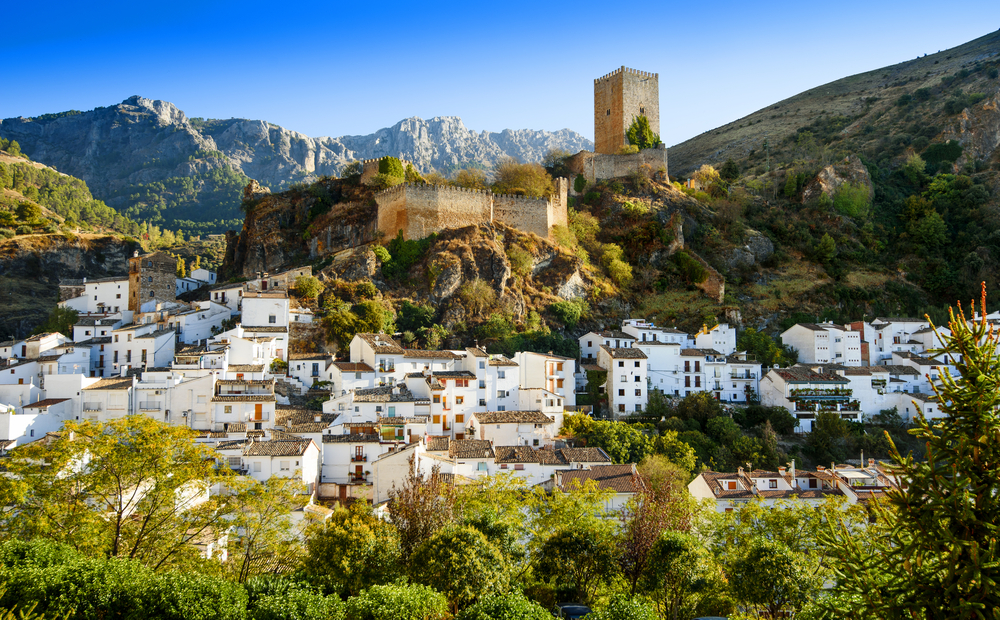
[373, 179, 568, 241]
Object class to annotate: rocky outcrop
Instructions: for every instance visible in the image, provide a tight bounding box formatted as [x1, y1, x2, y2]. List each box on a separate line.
[0, 234, 140, 338]
[724, 229, 774, 270]
[0, 97, 592, 230]
[943, 90, 1000, 165]
[801, 155, 874, 204]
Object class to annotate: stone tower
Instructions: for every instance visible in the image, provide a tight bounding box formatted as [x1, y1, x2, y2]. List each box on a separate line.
[594, 67, 660, 155]
[128, 251, 177, 312]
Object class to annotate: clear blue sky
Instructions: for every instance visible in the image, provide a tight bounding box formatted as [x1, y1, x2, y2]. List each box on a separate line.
[3, 1, 999, 147]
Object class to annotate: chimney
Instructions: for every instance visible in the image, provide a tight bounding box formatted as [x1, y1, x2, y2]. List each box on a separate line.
[868, 458, 875, 468]
[737, 466, 744, 475]
[778, 466, 786, 475]
[816, 465, 825, 471]
[790, 459, 796, 481]
[314, 414, 321, 423]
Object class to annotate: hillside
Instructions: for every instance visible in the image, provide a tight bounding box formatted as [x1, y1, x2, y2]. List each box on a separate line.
[0, 98, 592, 235]
[669, 29, 1000, 175]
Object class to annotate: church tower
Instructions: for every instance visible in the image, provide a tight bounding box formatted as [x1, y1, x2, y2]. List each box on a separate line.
[594, 67, 660, 155]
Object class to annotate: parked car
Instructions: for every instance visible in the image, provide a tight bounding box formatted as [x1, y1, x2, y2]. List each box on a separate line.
[555, 603, 592, 619]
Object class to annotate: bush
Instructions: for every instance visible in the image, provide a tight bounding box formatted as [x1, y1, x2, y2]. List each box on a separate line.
[250, 589, 344, 620]
[412, 525, 508, 610]
[381, 231, 436, 280]
[832, 183, 870, 219]
[618, 144, 640, 155]
[573, 174, 587, 193]
[355, 280, 379, 299]
[506, 245, 533, 279]
[621, 199, 648, 217]
[397, 301, 435, 333]
[626, 115, 662, 149]
[15, 225, 32, 235]
[492, 158, 554, 198]
[372, 245, 391, 263]
[673, 251, 707, 285]
[454, 592, 552, 620]
[368, 173, 403, 192]
[344, 584, 448, 620]
[584, 191, 602, 205]
[585, 595, 658, 620]
[549, 298, 587, 328]
[457, 279, 496, 317]
[294, 275, 324, 300]
[378, 157, 405, 179]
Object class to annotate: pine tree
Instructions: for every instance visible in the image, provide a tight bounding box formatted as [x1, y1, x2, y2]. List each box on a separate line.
[821, 284, 1000, 619]
[626, 116, 662, 150]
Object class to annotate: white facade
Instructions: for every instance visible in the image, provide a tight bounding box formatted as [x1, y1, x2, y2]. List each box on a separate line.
[59, 277, 129, 314]
[597, 346, 648, 415]
[781, 323, 863, 367]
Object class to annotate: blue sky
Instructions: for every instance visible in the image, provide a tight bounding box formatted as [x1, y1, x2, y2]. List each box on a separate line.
[3, 1, 999, 147]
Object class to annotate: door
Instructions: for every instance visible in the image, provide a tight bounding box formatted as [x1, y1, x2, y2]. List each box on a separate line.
[262, 280, 267, 290]
[354, 465, 364, 481]
[254, 404, 263, 421]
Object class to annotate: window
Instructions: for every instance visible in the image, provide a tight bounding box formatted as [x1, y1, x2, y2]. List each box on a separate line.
[498, 371, 506, 379]
[695, 361, 700, 372]
[769, 479, 777, 489]
[148, 276, 153, 282]
[618, 404, 625, 412]
[479, 361, 485, 369]
[253, 462, 261, 472]
[498, 406, 505, 411]
[635, 404, 642, 412]
[618, 389, 625, 396]
[514, 464, 524, 471]
[388, 406, 395, 417]
[497, 390, 505, 399]
[127, 334, 132, 342]
[634, 361, 640, 367]
[618, 361, 624, 368]
[533, 439, 539, 446]
[727, 480, 736, 490]
[116, 293, 120, 299]
[456, 396, 464, 405]
[685, 376, 690, 387]
[479, 399, 486, 406]
[268, 315, 276, 324]
[456, 414, 464, 423]
[634, 375, 641, 382]
[587, 340, 592, 347]
[477, 462, 488, 471]
[556, 362, 563, 371]
[280, 461, 290, 471]
[500, 463, 508, 469]
[433, 395, 440, 404]
[479, 380, 485, 389]
[695, 377, 701, 388]
[433, 415, 441, 424]
[85, 330, 91, 336]
[620, 375, 626, 382]
[635, 389, 641, 396]
[224, 406, 232, 413]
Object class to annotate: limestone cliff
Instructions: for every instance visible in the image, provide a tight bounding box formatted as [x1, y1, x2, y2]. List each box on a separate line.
[0, 234, 141, 338]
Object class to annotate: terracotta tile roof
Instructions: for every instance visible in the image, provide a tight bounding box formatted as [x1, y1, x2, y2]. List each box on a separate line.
[559, 447, 611, 463]
[270, 429, 304, 441]
[322, 433, 381, 443]
[474, 411, 555, 424]
[216, 378, 274, 386]
[208, 431, 229, 438]
[242, 326, 288, 333]
[680, 348, 722, 356]
[427, 370, 476, 379]
[275, 406, 336, 426]
[214, 440, 249, 451]
[356, 333, 404, 354]
[210, 395, 276, 402]
[289, 353, 332, 361]
[882, 365, 921, 376]
[557, 464, 642, 494]
[488, 356, 519, 367]
[594, 330, 635, 340]
[601, 345, 647, 359]
[22, 398, 70, 409]
[355, 387, 420, 402]
[333, 362, 374, 372]
[403, 349, 460, 359]
[285, 422, 333, 433]
[537, 449, 570, 465]
[225, 423, 247, 432]
[74, 337, 113, 346]
[494, 445, 538, 463]
[426, 436, 450, 451]
[83, 377, 133, 391]
[244, 439, 313, 457]
[465, 347, 488, 358]
[228, 364, 265, 372]
[772, 367, 848, 383]
[449, 439, 494, 459]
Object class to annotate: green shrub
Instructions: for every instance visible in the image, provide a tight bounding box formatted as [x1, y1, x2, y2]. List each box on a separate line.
[626, 115, 662, 149]
[369, 173, 403, 192]
[372, 245, 391, 263]
[506, 245, 533, 278]
[15, 225, 32, 236]
[618, 144, 640, 155]
[573, 174, 587, 193]
[457, 279, 496, 317]
[294, 275, 324, 300]
[381, 231, 437, 280]
[344, 584, 448, 620]
[609, 181, 625, 195]
[354, 280, 379, 299]
[250, 590, 344, 620]
[673, 251, 707, 285]
[832, 183, 871, 219]
[454, 592, 552, 620]
[621, 199, 648, 217]
[378, 157, 405, 178]
[549, 299, 587, 328]
[607, 259, 633, 287]
[584, 191, 602, 205]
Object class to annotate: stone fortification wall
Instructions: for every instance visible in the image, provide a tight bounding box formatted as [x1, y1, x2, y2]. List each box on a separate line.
[359, 157, 416, 184]
[128, 251, 177, 312]
[566, 147, 668, 186]
[376, 183, 493, 241]
[374, 178, 568, 241]
[594, 67, 660, 155]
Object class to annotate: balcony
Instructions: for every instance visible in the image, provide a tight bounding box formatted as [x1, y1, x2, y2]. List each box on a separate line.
[788, 388, 852, 400]
[377, 365, 396, 374]
[139, 402, 161, 411]
[730, 372, 756, 379]
[350, 473, 369, 483]
[83, 402, 102, 412]
[351, 455, 367, 463]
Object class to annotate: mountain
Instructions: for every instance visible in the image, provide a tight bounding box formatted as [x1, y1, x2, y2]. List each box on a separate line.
[0, 99, 592, 235]
[668, 28, 1000, 176]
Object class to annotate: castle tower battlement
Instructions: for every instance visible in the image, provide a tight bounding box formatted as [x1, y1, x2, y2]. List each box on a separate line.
[594, 66, 660, 155]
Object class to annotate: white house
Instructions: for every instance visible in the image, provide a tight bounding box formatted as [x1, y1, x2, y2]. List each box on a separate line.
[59, 276, 130, 314]
[579, 329, 635, 362]
[514, 351, 576, 408]
[760, 366, 860, 432]
[547, 464, 644, 512]
[242, 438, 321, 497]
[597, 346, 648, 415]
[781, 323, 863, 367]
[467, 410, 558, 448]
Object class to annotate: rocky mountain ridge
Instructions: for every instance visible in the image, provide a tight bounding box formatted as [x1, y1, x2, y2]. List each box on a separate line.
[0, 98, 592, 233]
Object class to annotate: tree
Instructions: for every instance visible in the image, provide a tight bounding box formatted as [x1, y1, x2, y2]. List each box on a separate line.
[815, 232, 837, 264]
[820, 286, 1000, 618]
[294, 275, 324, 300]
[15, 202, 41, 222]
[492, 158, 554, 198]
[833, 182, 871, 219]
[397, 301, 435, 333]
[626, 116, 662, 150]
[453, 168, 488, 191]
[176, 257, 187, 278]
[2, 417, 231, 569]
[619, 456, 696, 595]
[344, 584, 448, 620]
[535, 524, 619, 605]
[412, 525, 508, 611]
[378, 157, 405, 179]
[806, 410, 850, 465]
[302, 501, 401, 598]
[727, 540, 815, 619]
[737, 327, 797, 368]
[31, 306, 78, 337]
[640, 531, 727, 620]
[719, 159, 740, 182]
[387, 462, 456, 561]
[228, 475, 306, 583]
[249, 588, 344, 620]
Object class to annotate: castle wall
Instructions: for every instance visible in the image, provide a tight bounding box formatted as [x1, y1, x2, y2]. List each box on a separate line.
[128, 251, 177, 312]
[594, 67, 660, 155]
[375, 184, 492, 241]
[493, 195, 551, 239]
[566, 147, 669, 186]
